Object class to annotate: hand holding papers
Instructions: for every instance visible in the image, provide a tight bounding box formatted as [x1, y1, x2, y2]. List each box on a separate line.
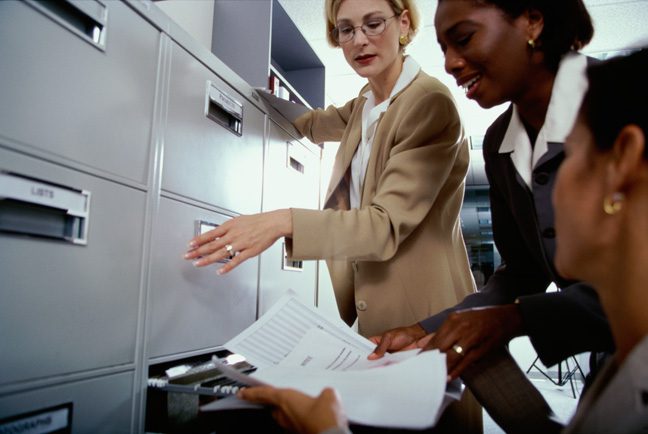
[201, 295, 454, 429]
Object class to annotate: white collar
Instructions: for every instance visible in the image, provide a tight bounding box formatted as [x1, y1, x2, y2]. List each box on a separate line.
[499, 53, 588, 187]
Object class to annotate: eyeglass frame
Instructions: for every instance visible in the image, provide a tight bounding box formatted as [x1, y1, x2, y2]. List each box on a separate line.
[331, 14, 399, 44]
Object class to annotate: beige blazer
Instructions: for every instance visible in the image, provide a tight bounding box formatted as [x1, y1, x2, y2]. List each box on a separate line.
[289, 71, 475, 337]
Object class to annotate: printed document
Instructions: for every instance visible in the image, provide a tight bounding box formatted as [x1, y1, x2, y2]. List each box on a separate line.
[201, 294, 452, 429]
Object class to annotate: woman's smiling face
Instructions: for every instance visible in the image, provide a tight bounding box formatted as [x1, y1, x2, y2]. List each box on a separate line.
[434, 0, 538, 108]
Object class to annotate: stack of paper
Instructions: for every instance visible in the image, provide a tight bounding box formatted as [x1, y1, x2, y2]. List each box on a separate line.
[201, 294, 456, 429]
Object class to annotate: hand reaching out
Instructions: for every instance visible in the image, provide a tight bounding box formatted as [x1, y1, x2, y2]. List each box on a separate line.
[184, 209, 292, 275]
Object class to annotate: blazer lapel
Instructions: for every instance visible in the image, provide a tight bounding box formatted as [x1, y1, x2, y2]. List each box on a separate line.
[535, 142, 564, 168]
[324, 119, 362, 210]
[359, 111, 386, 207]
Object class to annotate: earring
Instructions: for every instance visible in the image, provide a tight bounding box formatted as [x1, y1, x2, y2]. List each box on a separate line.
[603, 192, 625, 215]
[527, 39, 536, 49]
[399, 34, 408, 46]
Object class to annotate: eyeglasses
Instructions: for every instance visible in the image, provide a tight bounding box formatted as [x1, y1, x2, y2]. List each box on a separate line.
[332, 15, 397, 44]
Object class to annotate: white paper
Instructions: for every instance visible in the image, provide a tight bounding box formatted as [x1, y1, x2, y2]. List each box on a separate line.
[254, 350, 447, 429]
[201, 294, 453, 429]
[278, 328, 418, 371]
[255, 88, 310, 123]
[223, 294, 376, 369]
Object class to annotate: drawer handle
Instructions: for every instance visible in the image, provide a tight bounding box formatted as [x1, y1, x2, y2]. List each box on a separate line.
[205, 82, 244, 136]
[288, 157, 304, 174]
[28, 0, 107, 49]
[195, 219, 231, 263]
[0, 172, 91, 245]
[282, 243, 303, 272]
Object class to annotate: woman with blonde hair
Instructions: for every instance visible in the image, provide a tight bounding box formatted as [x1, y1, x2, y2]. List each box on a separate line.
[186, 0, 481, 430]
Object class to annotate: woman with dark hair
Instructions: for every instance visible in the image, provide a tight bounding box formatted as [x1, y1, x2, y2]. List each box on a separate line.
[554, 48, 648, 434]
[367, 0, 615, 432]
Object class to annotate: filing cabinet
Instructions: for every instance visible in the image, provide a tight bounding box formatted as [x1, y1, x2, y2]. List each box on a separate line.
[257, 121, 321, 315]
[161, 41, 265, 215]
[0, 372, 134, 434]
[0, 148, 145, 385]
[147, 197, 258, 359]
[0, 0, 159, 185]
[0, 0, 325, 431]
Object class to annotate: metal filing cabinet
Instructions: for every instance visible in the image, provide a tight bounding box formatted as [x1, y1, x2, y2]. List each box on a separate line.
[161, 41, 265, 215]
[0, 148, 146, 385]
[0, 149, 143, 431]
[0, 0, 325, 431]
[0, 1, 155, 430]
[258, 121, 321, 315]
[147, 197, 258, 359]
[0, 372, 134, 434]
[0, 0, 159, 185]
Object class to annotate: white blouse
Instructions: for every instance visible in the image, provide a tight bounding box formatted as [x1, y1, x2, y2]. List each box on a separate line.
[349, 56, 421, 208]
[499, 53, 588, 189]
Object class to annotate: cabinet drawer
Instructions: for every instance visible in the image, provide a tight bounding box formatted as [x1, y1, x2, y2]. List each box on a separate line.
[0, 372, 134, 434]
[258, 241, 318, 316]
[162, 42, 264, 214]
[0, 0, 159, 184]
[263, 121, 320, 211]
[148, 197, 258, 358]
[0, 148, 145, 385]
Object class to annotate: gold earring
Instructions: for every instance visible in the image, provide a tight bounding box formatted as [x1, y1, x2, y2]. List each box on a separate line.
[399, 34, 408, 46]
[527, 39, 536, 49]
[603, 192, 625, 215]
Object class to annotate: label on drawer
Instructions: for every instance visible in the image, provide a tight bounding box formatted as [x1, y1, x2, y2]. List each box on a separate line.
[0, 172, 90, 218]
[208, 84, 243, 120]
[0, 403, 72, 434]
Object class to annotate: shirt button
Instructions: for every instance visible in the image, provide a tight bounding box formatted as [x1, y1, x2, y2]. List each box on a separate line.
[534, 172, 549, 185]
[356, 300, 367, 311]
[542, 227, 556, 239]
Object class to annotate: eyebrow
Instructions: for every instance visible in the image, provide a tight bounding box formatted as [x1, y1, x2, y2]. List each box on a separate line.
[336, 11, 389, 25]
[442, 20, 475, 37]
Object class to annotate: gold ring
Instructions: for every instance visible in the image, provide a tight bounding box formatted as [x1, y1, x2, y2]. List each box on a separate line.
[452, 344, 464, 356]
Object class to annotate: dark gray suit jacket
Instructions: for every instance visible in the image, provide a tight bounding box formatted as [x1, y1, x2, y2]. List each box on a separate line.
[420, 105, 614, 367]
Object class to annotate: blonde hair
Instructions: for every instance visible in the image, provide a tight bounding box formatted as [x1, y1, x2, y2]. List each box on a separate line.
[325, 0, 420, 48]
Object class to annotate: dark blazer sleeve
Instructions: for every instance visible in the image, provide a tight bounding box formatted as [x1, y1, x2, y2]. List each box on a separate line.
[519, 283, 614, 366]
[420, 106, 614, 367]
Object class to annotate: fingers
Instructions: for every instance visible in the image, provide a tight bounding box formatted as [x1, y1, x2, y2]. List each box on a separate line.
[188, 225, 227, 251]
[368, 334, 395, 360]
[184, 225, 232, 264]
[368, 325, 427, 360]
[215, 248, 252, 275]
[238, 386, 282, 405]
[416, 334, 434, 349]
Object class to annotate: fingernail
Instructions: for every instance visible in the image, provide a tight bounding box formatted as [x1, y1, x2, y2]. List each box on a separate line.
[216, 268, 224, 276]
[193, 260, 202, 267]
[183, 252, 192, 259]
[188, 241, 197, 248]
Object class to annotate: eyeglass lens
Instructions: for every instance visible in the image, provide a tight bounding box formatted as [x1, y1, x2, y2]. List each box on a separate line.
[334, 15, 395, 43]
